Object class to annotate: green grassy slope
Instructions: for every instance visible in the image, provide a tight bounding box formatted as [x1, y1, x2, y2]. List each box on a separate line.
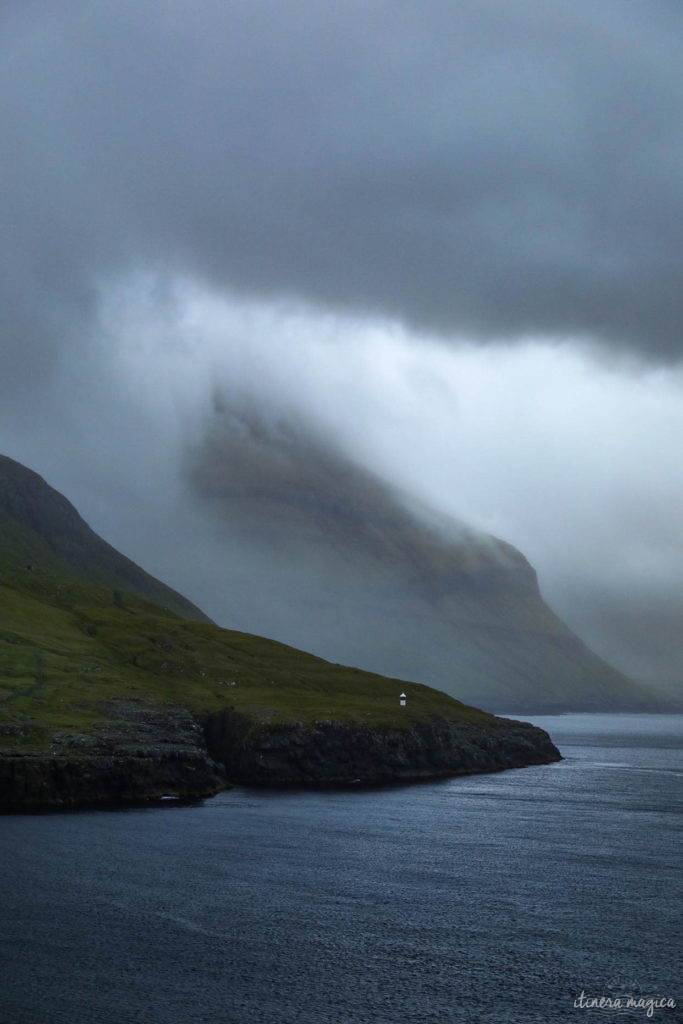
[0, 454, 210, 622]
[0, 567, 490, 753]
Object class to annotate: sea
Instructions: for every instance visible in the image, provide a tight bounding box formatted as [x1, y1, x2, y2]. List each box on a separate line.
[0, 714, 680, 1024]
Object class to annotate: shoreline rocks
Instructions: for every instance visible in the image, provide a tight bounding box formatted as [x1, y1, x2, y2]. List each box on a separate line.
[202, 711, 562, 787]
[0, 703, 561, 811]
[0, 748, 226, 812]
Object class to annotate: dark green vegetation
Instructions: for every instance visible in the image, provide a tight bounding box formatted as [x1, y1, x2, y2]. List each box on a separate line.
[0, 566, 488, 754]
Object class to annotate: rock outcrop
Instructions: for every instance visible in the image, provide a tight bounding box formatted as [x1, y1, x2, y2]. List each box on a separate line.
[0, 703, 225, 811]
[0, 749, 225, 811]
[0, 702, 561, 810]
[203, 710, 562, 787]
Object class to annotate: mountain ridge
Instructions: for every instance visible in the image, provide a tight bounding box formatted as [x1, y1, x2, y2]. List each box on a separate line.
[0, 453, 211, 623]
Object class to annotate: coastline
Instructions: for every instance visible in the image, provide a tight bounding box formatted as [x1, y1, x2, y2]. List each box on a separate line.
[0, 707, 561, 811]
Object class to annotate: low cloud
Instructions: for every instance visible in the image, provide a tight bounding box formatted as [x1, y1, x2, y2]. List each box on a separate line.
[9, 277, 677, 685]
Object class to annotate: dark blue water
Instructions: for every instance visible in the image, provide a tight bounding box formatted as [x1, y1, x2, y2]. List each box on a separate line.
[1, 715, 680, 1024]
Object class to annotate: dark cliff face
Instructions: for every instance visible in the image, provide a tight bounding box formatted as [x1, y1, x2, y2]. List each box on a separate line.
[203, 711, 562, 787]
[0, 703, 226, 812]
[0, 750, 225, 812]
[1, 702, 561, 810]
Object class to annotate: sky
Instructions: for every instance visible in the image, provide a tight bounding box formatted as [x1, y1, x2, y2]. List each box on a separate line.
[1, 0, 682, 690]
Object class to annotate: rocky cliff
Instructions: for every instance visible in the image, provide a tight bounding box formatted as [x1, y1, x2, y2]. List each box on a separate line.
[0, 703, 225, 811]
[0, 701, 561, 810]
[203, 710, 561, 787]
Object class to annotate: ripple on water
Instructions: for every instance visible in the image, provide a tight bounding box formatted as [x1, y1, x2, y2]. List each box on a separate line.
[0, 714, 680, 1024]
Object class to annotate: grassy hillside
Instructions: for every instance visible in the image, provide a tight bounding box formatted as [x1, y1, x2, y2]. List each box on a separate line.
[0, 454, 210, 622]
[0, 566, 490, 754]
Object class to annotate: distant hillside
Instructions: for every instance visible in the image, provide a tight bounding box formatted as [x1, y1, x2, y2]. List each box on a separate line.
[0, 454, 210, 623]
[188, 408, 663, 713]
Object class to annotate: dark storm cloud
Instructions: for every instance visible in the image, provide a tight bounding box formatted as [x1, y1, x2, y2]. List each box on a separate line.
[2, 0, 683, 372]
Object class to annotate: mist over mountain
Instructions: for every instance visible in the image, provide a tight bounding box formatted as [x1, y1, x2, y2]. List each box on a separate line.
[0, 444, 667, 713]
[187, 408, 660, 713]
[1, 2, 682, 703]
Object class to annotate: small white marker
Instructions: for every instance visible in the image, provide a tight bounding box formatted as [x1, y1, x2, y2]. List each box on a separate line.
[400, 692, 407, 707]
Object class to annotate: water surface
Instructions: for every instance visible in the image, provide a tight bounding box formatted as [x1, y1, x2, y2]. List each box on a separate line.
[1, 714, 680, 1023]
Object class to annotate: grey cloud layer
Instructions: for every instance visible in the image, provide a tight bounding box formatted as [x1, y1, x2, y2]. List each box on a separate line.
[3, 0, 683, 373]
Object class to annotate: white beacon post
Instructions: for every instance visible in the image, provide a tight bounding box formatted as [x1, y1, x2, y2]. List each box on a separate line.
[400, 692, 407, 707]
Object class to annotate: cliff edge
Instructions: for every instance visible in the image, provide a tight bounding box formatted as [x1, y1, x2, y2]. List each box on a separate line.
[0, 701, 560, 811]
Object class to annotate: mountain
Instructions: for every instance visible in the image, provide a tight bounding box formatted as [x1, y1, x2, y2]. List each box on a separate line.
[0, 454, 210, 623]
[0, 453, 561, 809]
[187, 407, 663, 713]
